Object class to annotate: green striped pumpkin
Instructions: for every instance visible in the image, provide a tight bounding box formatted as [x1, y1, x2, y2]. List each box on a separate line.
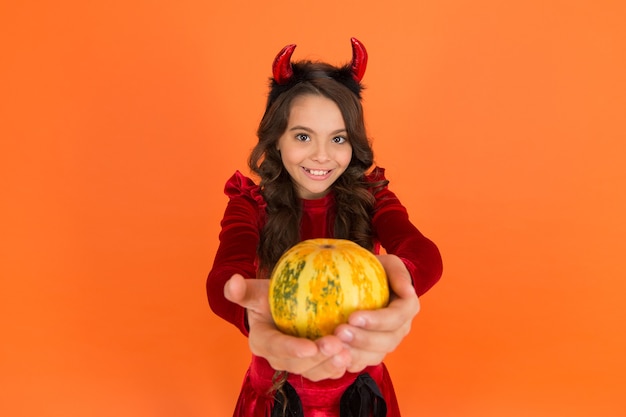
[269, 238, 389, 340]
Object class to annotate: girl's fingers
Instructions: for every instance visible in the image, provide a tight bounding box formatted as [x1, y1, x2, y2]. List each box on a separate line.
[224, 274, 270, 313]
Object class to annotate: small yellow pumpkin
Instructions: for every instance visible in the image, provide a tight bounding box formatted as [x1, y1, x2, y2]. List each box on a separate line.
[268, 238, 389, 340]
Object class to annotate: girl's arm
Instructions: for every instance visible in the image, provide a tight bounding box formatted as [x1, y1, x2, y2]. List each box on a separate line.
[371, 184, 443, 296]
[206, 172, 263, 335]
[332, 173, 443, 373]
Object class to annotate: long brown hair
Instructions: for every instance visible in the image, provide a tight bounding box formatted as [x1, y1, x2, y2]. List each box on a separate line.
[248, 62, 381, 276]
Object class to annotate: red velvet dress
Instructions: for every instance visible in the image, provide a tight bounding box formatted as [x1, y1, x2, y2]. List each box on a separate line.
[207, 168, 443, 417]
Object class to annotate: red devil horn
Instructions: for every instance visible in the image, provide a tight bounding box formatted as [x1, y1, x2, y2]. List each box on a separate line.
[272, 44, 296, 85]
[350, 37, 368, 82]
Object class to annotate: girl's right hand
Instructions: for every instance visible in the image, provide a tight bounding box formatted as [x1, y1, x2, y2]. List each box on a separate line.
[224, 274, 351, 381]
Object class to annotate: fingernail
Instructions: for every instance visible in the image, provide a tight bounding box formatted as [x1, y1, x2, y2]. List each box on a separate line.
[337, 328, 354, 342]
[332, 354, 347, 367]
[319, 341, 333, 356]
[351, 316, 366, 327]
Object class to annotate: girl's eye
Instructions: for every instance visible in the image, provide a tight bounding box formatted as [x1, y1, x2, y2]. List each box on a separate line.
[295, 134, 310, 142]
[332, 136, 347, 144]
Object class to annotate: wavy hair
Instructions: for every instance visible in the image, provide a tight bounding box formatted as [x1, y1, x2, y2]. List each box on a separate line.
[249, 62, 384, 276]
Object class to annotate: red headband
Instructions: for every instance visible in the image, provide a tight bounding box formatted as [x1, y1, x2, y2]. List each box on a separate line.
[272, 37, 368, 85]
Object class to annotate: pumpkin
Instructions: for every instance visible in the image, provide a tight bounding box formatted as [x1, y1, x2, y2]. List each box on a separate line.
[268, 238, 389, 340]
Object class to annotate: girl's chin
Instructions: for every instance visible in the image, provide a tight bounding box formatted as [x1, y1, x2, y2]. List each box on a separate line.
[296, 183, 333, 199]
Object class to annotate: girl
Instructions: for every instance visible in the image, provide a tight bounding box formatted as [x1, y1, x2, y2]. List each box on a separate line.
[207, 38, 443, 417]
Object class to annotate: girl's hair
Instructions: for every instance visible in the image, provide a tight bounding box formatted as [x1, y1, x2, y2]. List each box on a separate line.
[248, 61, 381, 276]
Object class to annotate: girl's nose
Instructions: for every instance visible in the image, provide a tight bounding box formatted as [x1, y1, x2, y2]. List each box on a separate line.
[311, 141, 330, 162]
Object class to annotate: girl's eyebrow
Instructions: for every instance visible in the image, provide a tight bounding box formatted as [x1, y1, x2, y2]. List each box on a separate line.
[289, 125, 347, 135]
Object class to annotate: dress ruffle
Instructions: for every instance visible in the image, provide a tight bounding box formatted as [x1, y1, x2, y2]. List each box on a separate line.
[224, 170, 267, 209]
[365, 166, 386, 183]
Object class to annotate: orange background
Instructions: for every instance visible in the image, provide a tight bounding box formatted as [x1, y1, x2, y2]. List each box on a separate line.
[1, 1, 625, 416]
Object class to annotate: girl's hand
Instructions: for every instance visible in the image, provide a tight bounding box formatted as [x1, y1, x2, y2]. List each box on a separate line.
[224, 274, 351, 381]
[333, 254, 420, 373]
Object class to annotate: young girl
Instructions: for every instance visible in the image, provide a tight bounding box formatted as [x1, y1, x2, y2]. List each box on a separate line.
[207, 38, 443, 417]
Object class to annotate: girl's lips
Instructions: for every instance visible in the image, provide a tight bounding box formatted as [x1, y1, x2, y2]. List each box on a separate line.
[302, 167, 332, 178]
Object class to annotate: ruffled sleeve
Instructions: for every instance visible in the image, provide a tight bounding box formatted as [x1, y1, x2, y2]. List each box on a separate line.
[368, 167, 443, 296]
[207, 171, 266, 336]
[224, 170, 266, 209]
[365, 166, 387, 183]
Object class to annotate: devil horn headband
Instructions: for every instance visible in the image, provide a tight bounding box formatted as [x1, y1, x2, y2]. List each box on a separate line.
[272, 37, 368, 85]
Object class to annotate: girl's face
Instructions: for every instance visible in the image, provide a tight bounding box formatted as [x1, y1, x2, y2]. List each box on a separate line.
[277, 94, 353, 199]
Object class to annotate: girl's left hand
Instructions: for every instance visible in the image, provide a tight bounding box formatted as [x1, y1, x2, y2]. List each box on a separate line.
[333, 254, 420, 373]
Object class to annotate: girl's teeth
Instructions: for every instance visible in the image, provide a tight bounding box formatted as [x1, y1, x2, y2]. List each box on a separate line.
[308, 169, 328, 176]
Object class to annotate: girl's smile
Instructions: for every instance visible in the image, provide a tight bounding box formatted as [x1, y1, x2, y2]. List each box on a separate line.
[302, 167, 332, 178]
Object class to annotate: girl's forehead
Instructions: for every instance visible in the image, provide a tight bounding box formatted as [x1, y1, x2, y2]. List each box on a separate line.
[286, 95, 345, 131]
[289, 95, 340, 116]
